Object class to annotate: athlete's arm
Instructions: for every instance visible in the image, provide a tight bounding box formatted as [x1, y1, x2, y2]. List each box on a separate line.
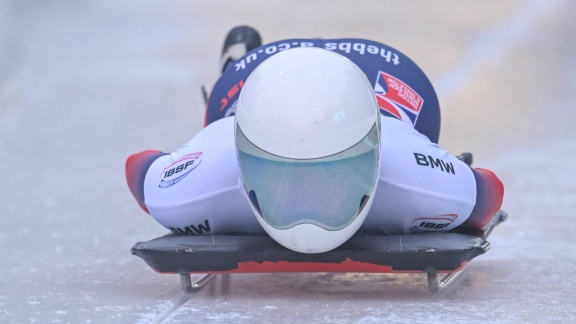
[125, 117, 262, 235]
[363, 117, 504, 234]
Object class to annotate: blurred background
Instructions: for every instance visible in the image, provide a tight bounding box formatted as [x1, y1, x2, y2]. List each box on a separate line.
[1, 0, 575, 322]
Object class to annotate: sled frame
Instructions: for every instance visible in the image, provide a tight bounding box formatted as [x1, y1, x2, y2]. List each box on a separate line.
[173, 210, 506, 294]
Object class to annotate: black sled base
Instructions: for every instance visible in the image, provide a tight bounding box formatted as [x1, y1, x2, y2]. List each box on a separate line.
[132, 210, 506, 293]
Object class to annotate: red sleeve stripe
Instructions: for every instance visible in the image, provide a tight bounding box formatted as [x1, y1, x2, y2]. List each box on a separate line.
[125, 150, 166, 214]
[464, 168, 505, 229]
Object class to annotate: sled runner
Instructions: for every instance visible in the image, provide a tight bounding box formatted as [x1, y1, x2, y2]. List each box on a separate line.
[131, 208, 506, 294]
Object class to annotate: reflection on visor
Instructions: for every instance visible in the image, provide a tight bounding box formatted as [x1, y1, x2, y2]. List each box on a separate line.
[236, 123, 379, 231]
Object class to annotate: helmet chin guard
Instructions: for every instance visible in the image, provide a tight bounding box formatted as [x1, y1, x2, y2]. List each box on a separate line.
[235, 47, 380, 253]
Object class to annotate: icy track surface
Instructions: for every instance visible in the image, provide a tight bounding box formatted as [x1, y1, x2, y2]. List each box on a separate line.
[1, 1, 575, 322]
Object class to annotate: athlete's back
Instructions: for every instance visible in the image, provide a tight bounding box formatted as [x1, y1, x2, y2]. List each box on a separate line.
[207, 38, 441, 144]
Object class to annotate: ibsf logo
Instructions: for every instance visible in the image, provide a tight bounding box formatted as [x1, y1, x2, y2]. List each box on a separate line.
[159, 152, 202, 189]
[374, 72, 424, 126]
[410, 214, 458, 232]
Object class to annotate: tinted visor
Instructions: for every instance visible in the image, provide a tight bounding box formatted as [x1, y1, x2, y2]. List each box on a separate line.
[236, 123, 379, 230]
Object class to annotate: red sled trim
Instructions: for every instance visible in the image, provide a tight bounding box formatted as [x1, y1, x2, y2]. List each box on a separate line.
[162, 259, 469, 275]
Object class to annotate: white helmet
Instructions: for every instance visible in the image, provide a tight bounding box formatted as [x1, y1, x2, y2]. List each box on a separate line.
[235, 47, 380, 253]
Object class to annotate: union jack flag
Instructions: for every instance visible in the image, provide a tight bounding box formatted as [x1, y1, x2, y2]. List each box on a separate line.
[374, 72, 424, 125]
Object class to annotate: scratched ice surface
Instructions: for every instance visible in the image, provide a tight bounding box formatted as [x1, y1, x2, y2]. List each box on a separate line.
[1, 1, 575, 322]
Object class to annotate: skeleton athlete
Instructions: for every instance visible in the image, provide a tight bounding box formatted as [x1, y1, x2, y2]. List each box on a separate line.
[125, 27, 504, 253]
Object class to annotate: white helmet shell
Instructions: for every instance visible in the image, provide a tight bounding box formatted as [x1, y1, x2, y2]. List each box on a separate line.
[235, 47, 380, 253]
[236, 47, 378, 159]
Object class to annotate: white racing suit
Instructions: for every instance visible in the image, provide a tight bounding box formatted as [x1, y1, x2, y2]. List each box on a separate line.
[126, 116, 503, 236]
[125, 37, 504, 237]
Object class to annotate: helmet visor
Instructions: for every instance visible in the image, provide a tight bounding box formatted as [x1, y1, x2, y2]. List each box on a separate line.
[236, 123, 379, 231]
